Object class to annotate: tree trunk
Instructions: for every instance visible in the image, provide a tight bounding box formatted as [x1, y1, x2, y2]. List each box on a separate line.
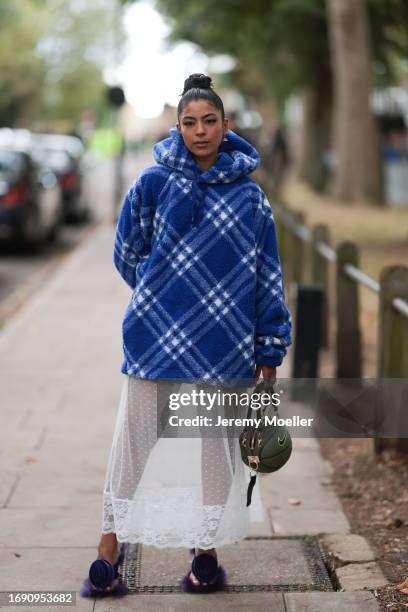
[327, 0, 382, 203]
[299, 83, 332, 193]
[254, 96, 279, 152]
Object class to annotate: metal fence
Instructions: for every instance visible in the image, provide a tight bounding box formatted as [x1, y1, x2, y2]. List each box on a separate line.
[273, 202, 408, 454]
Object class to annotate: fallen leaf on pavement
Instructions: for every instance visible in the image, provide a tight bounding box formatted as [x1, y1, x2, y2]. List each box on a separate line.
[396, 577, 408, 594]
[386, 518, 404, 529]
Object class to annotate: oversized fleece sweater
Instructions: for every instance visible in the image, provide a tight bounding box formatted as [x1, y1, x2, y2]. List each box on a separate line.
[113, 128, 292, 383]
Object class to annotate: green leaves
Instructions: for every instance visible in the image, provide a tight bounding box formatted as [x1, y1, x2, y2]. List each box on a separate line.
[0, 0, 122, 128]
[153, 0, 330, 104]
[139, 0, 406, 106]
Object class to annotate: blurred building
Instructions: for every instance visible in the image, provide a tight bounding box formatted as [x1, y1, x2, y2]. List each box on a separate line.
[117, 103, 177, 144]
[373, 87, 408, 208]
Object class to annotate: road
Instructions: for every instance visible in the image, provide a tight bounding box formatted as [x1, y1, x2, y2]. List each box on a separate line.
[0, 148, 153, 328]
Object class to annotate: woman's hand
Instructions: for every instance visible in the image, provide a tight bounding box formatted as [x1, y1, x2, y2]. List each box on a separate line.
[254, 365, 276, 385]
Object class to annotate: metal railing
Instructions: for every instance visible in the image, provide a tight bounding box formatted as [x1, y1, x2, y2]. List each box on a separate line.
[272, 200, 408, 454]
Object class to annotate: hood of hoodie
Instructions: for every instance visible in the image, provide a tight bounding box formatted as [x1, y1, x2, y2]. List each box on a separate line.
[152, 127, 260, 228]
[153, 127, 260, 183]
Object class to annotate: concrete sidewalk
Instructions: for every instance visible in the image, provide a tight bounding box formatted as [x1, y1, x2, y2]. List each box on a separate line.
[0, 222, 383, 611]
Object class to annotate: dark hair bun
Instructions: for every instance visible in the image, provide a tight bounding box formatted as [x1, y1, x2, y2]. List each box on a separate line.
[182, 73, 212, 95]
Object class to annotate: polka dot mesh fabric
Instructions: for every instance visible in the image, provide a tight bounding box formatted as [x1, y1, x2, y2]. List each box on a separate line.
[101, 375, 264, 549]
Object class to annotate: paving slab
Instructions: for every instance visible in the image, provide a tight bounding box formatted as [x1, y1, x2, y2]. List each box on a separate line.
[94, 592, 285, 611]
[268, 505, 350, 536]
[264, 446, 334, 478]
[321, 534, 377, 564]
[0, 447, 42, 474]
[0, 429, 45, 451]
[25, 419, 116, 447]
[43, 366, 124, 394]
[35, 428, 113, 454]
[39, 423, 116, 449]
[336, 561, 388, 591]
[0, 598, 93, 612]
[44, 228, 127, 296]
[0, 548, 95, 612]
[0, 408, 33, 431]
[221, 539, 314, 586]
[0, 471, 19, 507]
[0, 547, 96, 591]
[247, 515, 273, 537]
[287, 437, 320, 451]
[263, 480, 351, 536]
[7, 474, 106, 507]
[138, 539, 313, 588]
[0, 507, 102, 547]
[60, 382, 124, 409]
[261, 474, 342, 511]
[284, 590, 380, 611]
[10, 324, 123, 371]
[0, 366, 71, 390]
[19, 443, 110, 478]
[6, 404, 65, 431]
[266, 487, 342, 515]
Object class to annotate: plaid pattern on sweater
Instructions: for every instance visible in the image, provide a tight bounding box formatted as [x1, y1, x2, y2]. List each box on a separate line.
[113, 128, 292, 382]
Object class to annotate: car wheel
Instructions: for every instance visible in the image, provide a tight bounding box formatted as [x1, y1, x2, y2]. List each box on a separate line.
[64, 202, 91, 225]
[17, 205, 44, 253]
[46, 218, 62, 243]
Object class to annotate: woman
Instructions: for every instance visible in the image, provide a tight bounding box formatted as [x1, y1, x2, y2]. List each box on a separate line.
[81, 73, 292, 597]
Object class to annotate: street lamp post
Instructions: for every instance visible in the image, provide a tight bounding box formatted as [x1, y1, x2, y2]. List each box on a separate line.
[107, 0, 126, 223]
[106, 86, 126, 222]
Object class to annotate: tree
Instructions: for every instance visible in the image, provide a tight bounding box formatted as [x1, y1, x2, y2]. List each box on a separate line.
[0, 0, 125, 129]
[327, 0, 382, 203]
[36, 0, 123, 128]
[0, 0, 49, 126]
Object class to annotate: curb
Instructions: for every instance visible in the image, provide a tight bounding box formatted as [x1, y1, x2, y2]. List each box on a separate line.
[319, 533, 389, 592]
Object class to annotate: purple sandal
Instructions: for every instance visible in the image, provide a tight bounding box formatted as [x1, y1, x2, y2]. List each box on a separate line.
[180, 548, 227, 594]
[80, 543, 127, 598]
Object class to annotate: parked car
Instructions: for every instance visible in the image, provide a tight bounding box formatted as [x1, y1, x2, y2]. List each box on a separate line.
[0, 129, 88, 223]
[0, 147, 63, 250]
[29, 146, 85, 222]
[29, 133, 88, 222]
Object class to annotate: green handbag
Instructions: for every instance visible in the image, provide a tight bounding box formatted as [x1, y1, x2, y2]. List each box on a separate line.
[239, 379, 292, 506]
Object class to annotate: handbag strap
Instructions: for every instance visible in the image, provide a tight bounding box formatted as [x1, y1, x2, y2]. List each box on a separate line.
[245, 380, 275, 420]
[246, 473, 257, 506]
[244, 380, 275, 506]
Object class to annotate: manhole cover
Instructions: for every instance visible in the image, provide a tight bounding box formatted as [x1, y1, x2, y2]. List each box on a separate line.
[120, 536, 333, 593]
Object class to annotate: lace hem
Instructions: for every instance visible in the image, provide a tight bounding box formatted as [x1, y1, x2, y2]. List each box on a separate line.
[101, 489, 250, 549]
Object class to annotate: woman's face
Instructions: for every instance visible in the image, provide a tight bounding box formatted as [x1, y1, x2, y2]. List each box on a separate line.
[177, 99, 228, 170]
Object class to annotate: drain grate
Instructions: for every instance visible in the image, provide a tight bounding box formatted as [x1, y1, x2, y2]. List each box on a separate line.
[120, 536, 334, 594]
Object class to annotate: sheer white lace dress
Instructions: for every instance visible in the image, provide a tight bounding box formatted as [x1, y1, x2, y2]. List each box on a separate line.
[101, 374, 264, 549]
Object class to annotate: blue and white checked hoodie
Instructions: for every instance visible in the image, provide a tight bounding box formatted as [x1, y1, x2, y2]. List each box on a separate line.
[114, 128, 292, 383]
